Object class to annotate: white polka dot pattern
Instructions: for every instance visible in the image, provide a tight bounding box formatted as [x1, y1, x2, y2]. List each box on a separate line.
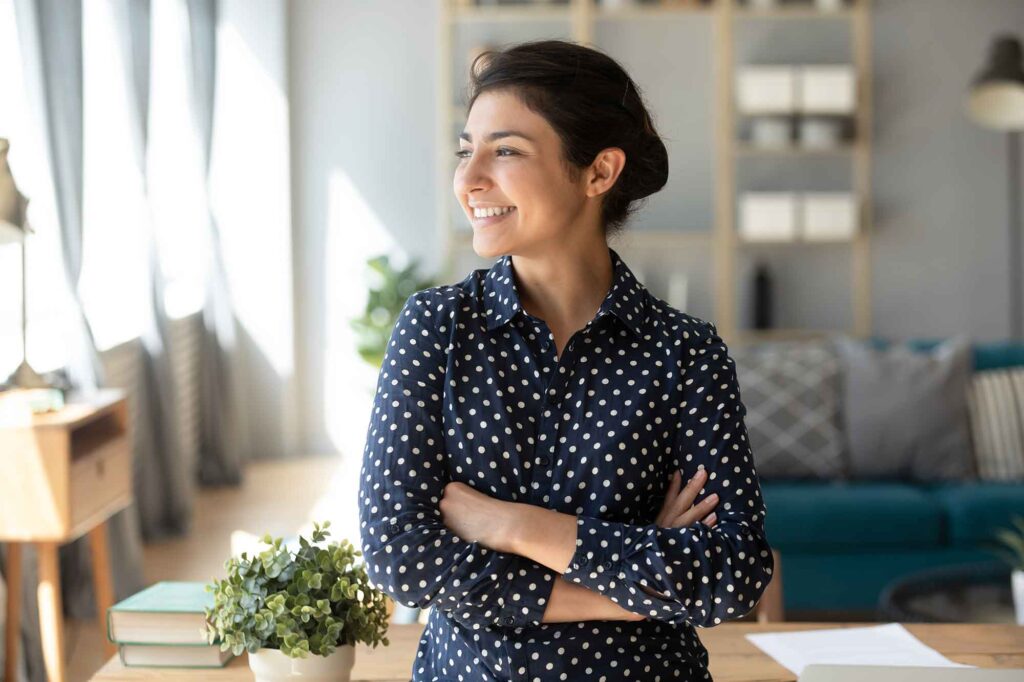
[358, 247, 774, 681]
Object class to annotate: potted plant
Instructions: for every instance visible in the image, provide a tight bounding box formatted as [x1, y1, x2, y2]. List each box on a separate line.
[350, 253, 435, 369]
[985, 514, 1024, 625]
[205, 521, 391, 681]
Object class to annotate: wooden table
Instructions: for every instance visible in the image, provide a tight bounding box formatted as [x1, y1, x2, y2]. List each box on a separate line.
[89, 622, 1024, 681]
[2, 389, 132, 682]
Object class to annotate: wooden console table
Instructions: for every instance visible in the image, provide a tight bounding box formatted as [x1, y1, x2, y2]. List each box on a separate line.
[1, 389, 133, 682]
[89, 622, 1024, 681]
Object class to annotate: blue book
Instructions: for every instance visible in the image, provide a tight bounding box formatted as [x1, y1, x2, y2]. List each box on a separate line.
[106, 581, 217, 647]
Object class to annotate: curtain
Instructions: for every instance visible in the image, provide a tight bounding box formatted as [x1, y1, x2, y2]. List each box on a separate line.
[186, 0, 249, 485]
[112, 0, 195, 542]
[4, 2, 138, 680]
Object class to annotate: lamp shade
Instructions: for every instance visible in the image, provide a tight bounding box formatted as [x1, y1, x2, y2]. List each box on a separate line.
[967, 35, 1024, 130]
[0, 137, 31, 244]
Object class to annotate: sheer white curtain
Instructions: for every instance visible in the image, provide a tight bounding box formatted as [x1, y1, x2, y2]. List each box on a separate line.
[0, 0, 73, 379]
[150, 0, 208, 320]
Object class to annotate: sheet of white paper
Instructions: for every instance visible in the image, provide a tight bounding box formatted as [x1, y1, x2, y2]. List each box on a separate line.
[744, 623, 976, 676]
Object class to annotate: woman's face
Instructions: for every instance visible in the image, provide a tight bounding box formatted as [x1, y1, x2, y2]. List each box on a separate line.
[454, 89, 593, 260]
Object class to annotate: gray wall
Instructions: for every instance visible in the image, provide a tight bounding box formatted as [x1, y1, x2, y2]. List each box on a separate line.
[289, 0, 1024, 455]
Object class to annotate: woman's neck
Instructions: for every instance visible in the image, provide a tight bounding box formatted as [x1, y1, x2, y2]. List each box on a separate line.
[511, 239, 614, 343]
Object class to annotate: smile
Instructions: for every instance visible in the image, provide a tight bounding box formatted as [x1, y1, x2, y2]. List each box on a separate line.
[471, 206, 517, 227]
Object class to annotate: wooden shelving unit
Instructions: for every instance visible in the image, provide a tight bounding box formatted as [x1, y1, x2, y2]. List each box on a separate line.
[438, 0, 873, 348]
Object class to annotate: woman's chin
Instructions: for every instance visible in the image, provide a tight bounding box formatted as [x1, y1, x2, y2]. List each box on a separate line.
[472, 240, 504, 260]
[471, 231, 509, 259]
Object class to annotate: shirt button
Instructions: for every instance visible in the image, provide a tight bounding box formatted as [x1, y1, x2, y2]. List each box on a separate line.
[538, 457, 549, 466]
[390, 523, 400, 534]
[504, 616, 515, 626]
[602, 560, 614, 570]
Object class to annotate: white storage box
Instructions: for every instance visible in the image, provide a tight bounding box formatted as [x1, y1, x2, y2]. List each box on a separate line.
[801, 192, 858, 240]
[737, 66, 796, 114]
[797, 65, 856, 114]
[740, 192, 798, 241]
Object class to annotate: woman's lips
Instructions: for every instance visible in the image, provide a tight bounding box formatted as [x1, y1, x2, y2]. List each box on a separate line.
[471, 208, 516, 227]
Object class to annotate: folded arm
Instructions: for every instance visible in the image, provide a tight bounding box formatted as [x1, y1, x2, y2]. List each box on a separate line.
[357, 291, 557, 630]
[511, 322, 775, 628]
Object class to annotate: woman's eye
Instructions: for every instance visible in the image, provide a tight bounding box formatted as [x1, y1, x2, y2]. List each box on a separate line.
[454, 148, 517, 159]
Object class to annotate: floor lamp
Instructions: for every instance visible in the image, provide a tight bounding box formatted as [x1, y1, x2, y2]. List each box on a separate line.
[967, 35, 1024, 339]
[0, 137, 52, 391]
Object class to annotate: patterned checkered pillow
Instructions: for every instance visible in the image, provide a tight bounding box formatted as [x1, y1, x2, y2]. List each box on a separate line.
[732, 339, 847, 480]
[967, 367, 1024, 481]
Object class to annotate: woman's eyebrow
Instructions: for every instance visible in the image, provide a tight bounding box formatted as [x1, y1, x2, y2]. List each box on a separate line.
[459, 130, 535, 143]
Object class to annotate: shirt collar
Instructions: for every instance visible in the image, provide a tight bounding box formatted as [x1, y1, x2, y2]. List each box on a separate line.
[481, 246, 647, 338]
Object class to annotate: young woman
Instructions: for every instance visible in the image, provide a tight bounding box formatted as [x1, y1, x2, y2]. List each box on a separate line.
[358, 39, 774, 681]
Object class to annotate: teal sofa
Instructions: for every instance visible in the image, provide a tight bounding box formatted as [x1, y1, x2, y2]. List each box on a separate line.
[758, 339, 1024, 616]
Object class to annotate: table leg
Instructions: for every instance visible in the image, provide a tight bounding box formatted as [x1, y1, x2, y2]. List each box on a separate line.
[88, 522, 117, 657]
[4, 543, 22, 682]
[37, 541, 66, 682]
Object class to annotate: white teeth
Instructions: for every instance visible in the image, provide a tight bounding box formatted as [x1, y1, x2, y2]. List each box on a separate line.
[473, 206, 516, 218]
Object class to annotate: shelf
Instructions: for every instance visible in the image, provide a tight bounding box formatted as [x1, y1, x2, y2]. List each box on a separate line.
[735, 235, 856, 246]
[732, 6, 854, 20]
[440, 0, 874, 339]
[733, 143, 856, 156]
[595, 3, 714, 19]
[451, 4, 573, 23]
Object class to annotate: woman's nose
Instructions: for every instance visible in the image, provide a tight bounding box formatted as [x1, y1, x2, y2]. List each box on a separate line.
[455, 153, 491, 195]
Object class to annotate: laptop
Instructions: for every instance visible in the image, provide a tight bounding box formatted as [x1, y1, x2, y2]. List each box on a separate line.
[799, 664, 1024, 681]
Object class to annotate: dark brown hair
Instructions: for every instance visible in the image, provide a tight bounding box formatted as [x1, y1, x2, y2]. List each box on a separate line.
[466, 39, 669, 238]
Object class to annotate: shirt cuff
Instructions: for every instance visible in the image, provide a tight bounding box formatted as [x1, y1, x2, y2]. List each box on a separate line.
[563, 515, 625, 579]
[496, 561, 557, 629]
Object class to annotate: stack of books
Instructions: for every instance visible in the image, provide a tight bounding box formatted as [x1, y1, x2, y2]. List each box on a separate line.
[106, 581, 235, 668]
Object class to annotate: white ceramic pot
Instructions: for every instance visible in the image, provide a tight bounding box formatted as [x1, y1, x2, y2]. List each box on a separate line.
[1013, 569, 1024, 626]
[249, 645, 356, 682]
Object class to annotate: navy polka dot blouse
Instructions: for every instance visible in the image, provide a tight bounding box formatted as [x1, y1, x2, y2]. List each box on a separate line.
[358, 246, 774, 681]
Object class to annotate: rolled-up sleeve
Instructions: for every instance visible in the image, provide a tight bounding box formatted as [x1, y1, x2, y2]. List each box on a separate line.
[358, 291, 557, 630]
[561, 321, 774, 628]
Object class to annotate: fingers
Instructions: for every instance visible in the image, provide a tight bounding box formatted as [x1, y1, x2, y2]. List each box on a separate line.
[703, 512, 717, 527]
[656, 469, 682, 525]
[667, 468, 708, 520]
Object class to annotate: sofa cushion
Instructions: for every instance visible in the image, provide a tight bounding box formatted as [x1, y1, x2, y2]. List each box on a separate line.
[923, 481, 1024, 547]
[966, 368, 1024, 481]
[834, 335, 975, 481]
[732, 340, 846, 480]
[761, 481, 945, 550]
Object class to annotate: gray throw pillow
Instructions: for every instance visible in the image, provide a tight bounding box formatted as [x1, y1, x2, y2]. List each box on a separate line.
[833, 334, 975, 481]
[732, 340, 846, 480]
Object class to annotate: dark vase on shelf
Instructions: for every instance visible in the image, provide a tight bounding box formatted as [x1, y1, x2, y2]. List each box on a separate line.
[753, 262, 773, 330]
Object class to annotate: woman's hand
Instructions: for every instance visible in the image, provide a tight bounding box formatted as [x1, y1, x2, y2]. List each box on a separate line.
[656, 469, 719, 529]
[439, 480, 519, 552]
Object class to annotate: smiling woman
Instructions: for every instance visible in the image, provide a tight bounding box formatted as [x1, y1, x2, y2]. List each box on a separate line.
[453, 41, 668, 262]
[358, 38, 774, 682]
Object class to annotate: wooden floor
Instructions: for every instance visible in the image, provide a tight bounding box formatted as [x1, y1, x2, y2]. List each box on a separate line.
[66, 455, 349, 682]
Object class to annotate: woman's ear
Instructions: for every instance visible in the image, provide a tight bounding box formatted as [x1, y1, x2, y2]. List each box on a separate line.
[586, 147, 626, 198]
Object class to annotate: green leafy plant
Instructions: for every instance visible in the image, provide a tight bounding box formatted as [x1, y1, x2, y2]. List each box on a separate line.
[350, 254, 435, 368]
[982, 514, 1024, 571]
[204, 521, 391, 658]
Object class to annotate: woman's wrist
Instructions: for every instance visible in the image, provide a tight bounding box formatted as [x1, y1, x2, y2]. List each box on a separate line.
[543, 577, 646, 623]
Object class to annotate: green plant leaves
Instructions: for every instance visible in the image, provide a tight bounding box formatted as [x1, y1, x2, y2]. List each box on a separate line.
[205, 521, 391, 658]
[350, 254, 436, 369]
[982, 514, 1024, 571]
